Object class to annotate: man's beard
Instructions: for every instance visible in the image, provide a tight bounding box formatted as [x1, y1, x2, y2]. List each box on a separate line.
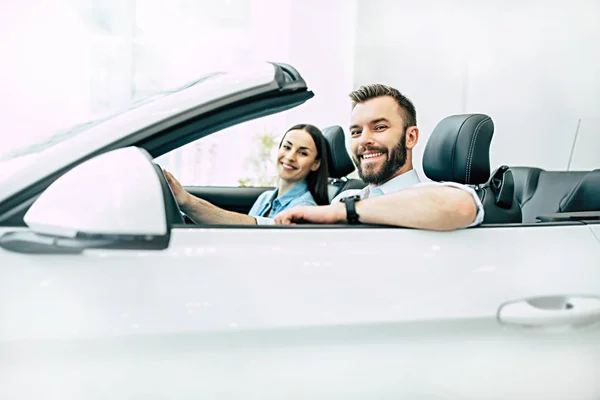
[353, 133, 407, 186]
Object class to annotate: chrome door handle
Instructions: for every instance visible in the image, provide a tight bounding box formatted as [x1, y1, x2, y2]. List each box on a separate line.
[497, 295, 600, 327]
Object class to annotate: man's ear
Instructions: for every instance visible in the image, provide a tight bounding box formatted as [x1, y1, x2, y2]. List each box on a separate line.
[405, 126, 419, 150]
[311, 159, 321, 172]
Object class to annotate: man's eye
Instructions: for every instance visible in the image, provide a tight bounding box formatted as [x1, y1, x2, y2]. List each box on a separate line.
[350, 131, 361, 136]
[283, 145, 291, 150]
[375, 125, 387, 131]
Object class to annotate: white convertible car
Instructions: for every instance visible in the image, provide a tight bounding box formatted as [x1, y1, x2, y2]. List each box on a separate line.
[0, 63, 599, 400]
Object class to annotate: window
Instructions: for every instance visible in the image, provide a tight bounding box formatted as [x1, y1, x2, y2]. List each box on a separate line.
[155, 108, 309, 187]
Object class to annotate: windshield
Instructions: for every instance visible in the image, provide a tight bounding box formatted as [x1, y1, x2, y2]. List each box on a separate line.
[0, 73, 223, 162]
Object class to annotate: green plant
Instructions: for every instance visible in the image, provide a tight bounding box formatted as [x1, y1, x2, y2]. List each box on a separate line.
[238, 129, 279, 187]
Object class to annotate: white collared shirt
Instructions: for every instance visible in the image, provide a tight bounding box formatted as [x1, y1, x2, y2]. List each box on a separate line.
[331, 169, 485, 228]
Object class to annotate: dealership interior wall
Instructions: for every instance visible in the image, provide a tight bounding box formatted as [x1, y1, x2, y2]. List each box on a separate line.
[1, 0, 598, 182]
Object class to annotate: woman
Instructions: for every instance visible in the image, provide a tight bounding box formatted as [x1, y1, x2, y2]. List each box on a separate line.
[164, 123, 330, 225]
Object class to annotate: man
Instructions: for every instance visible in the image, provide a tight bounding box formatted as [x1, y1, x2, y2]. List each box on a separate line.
[273, 84, 484, 231]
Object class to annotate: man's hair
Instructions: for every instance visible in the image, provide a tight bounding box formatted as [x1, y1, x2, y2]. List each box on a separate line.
[349, 84, 417, 128]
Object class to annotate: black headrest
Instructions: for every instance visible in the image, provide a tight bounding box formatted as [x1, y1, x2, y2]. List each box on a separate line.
[560, 170, 600, 212]
[323, 125, 355, 178]
[423, 114, 494, 185]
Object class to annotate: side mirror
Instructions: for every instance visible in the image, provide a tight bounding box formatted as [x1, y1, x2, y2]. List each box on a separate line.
[15, 147, 173, 252]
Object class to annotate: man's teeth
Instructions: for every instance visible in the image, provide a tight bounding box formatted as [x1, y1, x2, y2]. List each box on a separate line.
[362, 152, 383, 159]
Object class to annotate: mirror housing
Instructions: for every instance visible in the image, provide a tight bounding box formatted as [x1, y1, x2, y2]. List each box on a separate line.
[24, 147, 168, 240]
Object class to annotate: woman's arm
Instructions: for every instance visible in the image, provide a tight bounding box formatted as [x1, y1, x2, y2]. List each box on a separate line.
[180, 196, 257, 225]
[164, 170, 257, 225]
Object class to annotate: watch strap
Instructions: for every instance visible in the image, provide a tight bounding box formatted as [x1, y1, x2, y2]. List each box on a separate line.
[341, 195, 361, 224]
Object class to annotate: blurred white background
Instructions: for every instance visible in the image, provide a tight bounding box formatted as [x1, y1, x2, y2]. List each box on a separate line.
[1, 0, 598, 186]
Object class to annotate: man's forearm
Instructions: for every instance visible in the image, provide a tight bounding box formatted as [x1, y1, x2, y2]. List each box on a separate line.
[350, 186, 478, 231]
[181, 196, 257, 225]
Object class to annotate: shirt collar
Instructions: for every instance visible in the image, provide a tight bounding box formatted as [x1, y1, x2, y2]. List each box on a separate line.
[270, 180, 310, 207]
[363, 169, 422, 198]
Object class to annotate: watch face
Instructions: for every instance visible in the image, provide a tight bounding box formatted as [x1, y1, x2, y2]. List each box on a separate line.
[342, 195, 360, 202]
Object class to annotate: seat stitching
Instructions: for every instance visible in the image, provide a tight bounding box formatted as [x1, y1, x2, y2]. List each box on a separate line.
[448, 116, 473, 181]
[466, 118, 489, 183]
[466, 117, 490, 184]
[465, 121, 480, 183]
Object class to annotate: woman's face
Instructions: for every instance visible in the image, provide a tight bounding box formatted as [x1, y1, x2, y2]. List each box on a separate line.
[276, 129, 321, 183]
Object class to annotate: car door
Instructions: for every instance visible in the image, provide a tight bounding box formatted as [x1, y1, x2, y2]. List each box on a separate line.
[2, 221, 599, 399]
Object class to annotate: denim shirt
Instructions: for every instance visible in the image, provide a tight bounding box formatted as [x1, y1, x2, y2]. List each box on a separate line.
[249, 181, 317, 219]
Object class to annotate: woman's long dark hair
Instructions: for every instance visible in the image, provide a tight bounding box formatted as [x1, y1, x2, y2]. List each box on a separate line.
[280, 124, 330, 205]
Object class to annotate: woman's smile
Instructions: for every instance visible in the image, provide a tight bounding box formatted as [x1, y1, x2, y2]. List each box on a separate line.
[280, 162, 297, 171]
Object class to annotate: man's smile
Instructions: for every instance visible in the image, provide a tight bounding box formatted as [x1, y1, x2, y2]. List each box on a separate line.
[360, 150, 386, 164]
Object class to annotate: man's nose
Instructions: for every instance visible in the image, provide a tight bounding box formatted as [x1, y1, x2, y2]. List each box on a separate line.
[359, 128, 375, 146]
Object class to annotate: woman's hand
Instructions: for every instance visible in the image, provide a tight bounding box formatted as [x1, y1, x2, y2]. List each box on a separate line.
[163, 169, 193, 208]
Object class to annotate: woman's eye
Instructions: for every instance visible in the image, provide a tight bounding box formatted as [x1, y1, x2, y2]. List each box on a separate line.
[300, 152, 308, 156]
[350, 131, 360, 136]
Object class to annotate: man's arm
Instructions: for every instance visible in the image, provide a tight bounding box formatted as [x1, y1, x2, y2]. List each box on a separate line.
[274, 185, 479, 231]
[164, 169, 257, 225]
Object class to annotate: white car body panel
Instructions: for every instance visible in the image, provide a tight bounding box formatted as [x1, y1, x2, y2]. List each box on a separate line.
[1, 225, 599, 399]
[1, 225, 599, 337]
[0, 63, 277, 203]
[590, 224, 600, 242]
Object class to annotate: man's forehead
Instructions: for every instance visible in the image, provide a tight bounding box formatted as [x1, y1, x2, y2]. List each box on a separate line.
[350, 96, 404, 125]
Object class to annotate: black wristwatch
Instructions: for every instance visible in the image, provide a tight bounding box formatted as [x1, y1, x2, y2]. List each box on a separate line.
[340, 195, 361, 224]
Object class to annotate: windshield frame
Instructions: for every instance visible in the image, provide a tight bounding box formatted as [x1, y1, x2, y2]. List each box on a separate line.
[0, 72, 224, 161]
